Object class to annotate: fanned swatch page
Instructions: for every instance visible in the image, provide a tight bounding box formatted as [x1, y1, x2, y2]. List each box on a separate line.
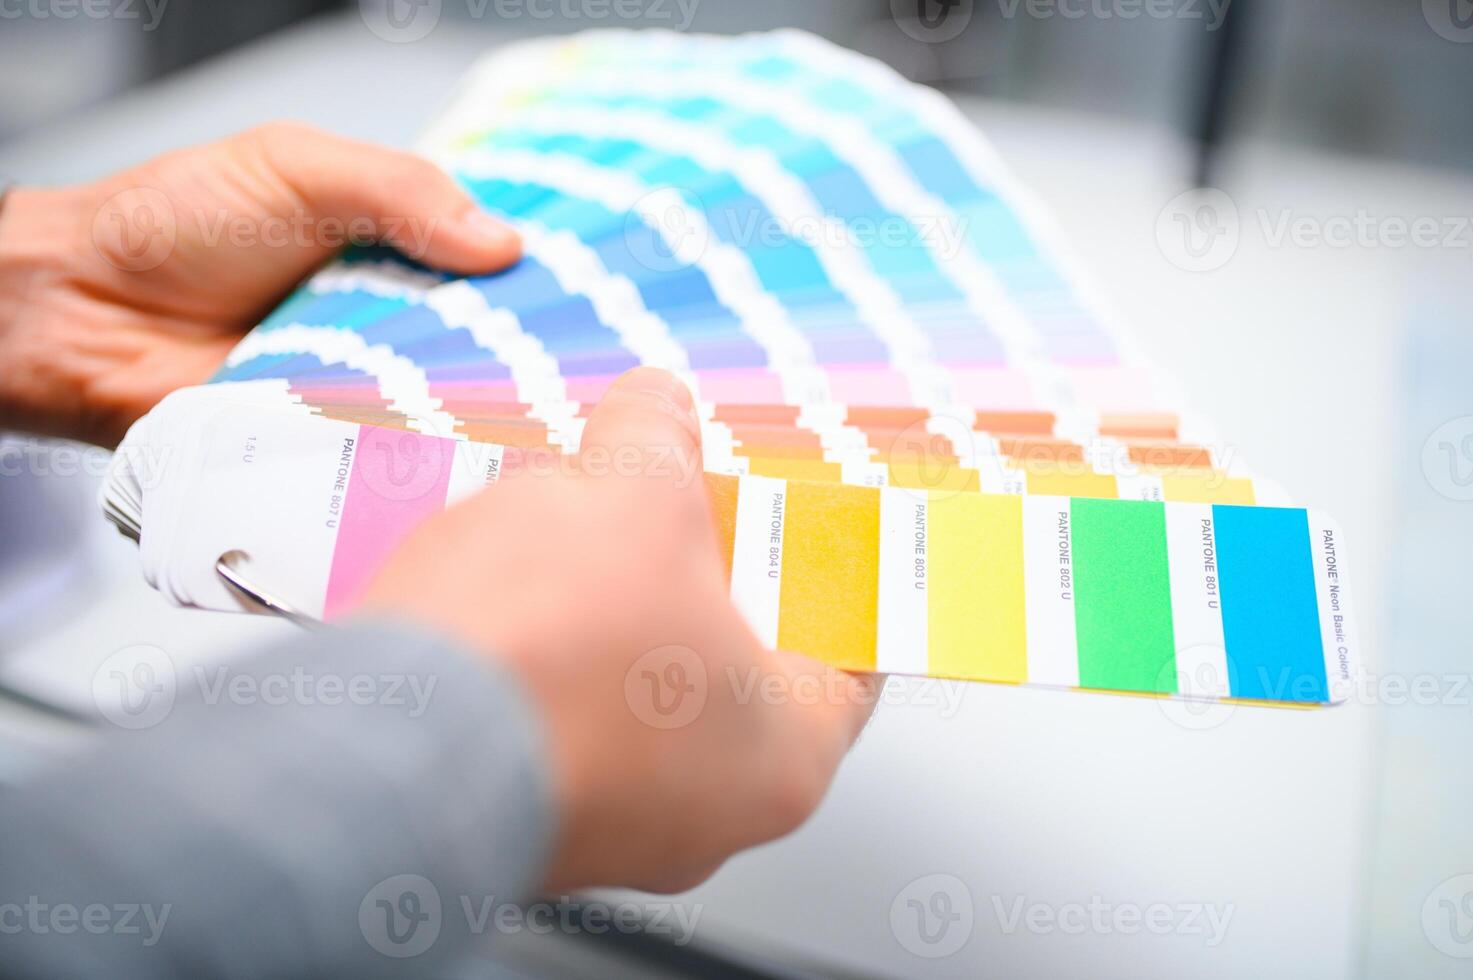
[104, 30, 1360, 707]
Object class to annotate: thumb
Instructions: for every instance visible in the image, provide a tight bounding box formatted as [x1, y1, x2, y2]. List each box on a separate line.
[772, 649, 880, 748]
[579, 368, 703, 481]
[243, 121, 521, 274]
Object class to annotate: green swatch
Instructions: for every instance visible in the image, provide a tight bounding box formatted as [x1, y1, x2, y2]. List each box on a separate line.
[1071, 499, 1177, 694]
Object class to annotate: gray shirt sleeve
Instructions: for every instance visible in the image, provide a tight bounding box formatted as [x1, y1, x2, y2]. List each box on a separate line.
[0, 619, 555, 979]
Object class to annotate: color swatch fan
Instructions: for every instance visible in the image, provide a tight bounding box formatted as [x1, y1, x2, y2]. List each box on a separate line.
[103, 30, 1359, 708]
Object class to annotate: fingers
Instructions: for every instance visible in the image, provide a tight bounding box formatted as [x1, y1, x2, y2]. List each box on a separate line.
[715, 651, 875, 848]
[244, 121, 521, 274]
[632, 860, 726, 896]
[772, 649, 879, 748]
[579, 367, 703, 476]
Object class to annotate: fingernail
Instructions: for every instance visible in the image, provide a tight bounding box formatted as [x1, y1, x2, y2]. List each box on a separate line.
[615, 367, 702, 437]
[459, 207, 519, 248]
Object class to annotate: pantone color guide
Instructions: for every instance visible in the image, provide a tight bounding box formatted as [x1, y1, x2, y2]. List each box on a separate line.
[105, 394, 1355, 705]
[105, 31, 1359, 708]
[206, 30, 1264, 508]
[709, 475, 1350, 703]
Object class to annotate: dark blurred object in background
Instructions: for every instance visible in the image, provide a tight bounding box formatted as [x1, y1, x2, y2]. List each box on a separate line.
[142, 0, 343, 76]
[3, 0, 1473, 180]
[0, 0, 340, 140]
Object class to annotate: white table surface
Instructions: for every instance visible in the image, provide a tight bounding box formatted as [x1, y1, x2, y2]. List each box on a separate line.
[3, 12, 1469, 979]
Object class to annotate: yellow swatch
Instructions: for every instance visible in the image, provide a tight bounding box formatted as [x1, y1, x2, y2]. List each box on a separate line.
[1024, 467, 1119, 500]
[776, 482, 880, 671]
[927, 491, 1028, 682]
[704, 473, 740, 584]
[747, 457, 844, 483]
[888, 461, 980, 494]
[1161, 472, 1256, 505]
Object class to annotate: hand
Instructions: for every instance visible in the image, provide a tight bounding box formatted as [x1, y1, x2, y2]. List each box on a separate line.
[363, 368, 877, 894]
[0, 121, 521, 446]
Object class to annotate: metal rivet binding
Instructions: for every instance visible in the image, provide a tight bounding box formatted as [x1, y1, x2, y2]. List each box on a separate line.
[215, 549, 321, 630]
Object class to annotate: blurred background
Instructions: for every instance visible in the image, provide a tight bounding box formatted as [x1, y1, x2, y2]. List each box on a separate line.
[2, 1, 1470, 978]
[6, 0, 1473, 173]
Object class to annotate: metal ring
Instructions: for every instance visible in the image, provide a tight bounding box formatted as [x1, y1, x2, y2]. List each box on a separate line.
[215, 549, 321, 630]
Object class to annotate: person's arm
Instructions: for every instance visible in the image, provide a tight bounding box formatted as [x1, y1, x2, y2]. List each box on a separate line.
[0, 369, 877, 977]
[0, 622, 551, 979]
[0, 128, 876, 976]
